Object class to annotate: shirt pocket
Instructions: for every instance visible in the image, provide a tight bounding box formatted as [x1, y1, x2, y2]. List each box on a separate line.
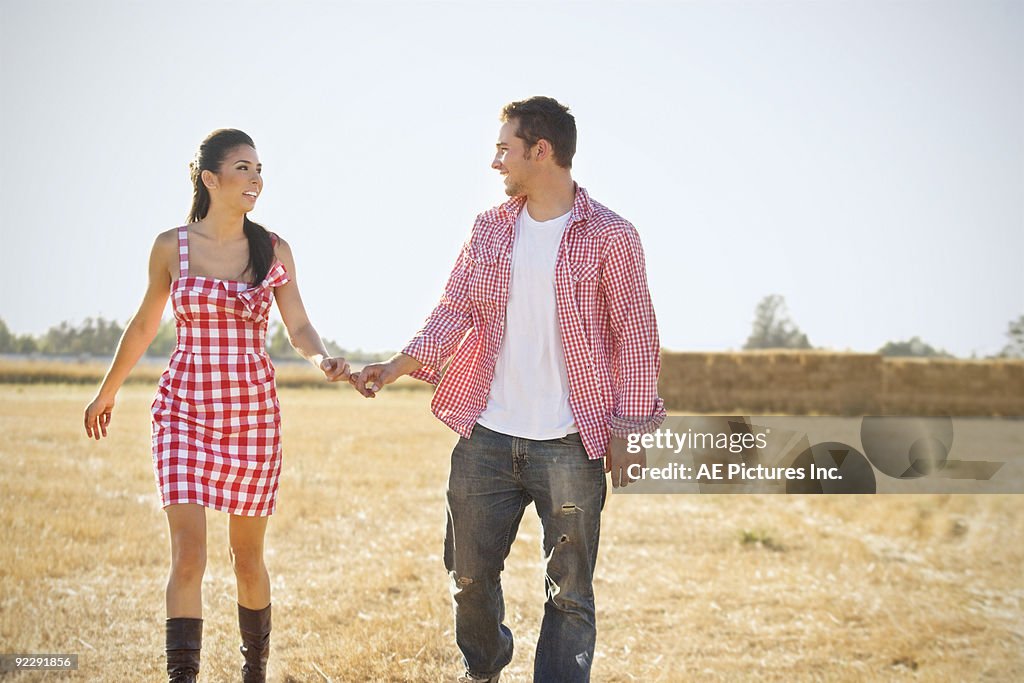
[466, 248, 504, 305]
[569, 258, 602, 297]
[570, 260, 602, 283]
[567, 256, 603, 326]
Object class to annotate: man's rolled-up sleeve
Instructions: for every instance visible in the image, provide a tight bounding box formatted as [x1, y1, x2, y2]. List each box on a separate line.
[600, 227, 666, 437]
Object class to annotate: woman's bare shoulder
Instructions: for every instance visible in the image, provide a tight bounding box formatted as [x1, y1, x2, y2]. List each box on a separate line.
[154, 226, 182, 249]
[149, 227, 184, 271]
[272, 234, 293, 258]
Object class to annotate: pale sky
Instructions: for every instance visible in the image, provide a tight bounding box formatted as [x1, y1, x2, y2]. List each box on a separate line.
[1, 0, 1021, 358]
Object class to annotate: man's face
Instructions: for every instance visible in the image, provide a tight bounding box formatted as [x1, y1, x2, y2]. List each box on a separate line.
[491, 119, 534, 197]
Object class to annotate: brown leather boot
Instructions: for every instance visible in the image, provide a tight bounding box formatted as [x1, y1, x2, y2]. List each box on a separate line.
[166, 617, 202, 682]
[238, 603, 271, 682]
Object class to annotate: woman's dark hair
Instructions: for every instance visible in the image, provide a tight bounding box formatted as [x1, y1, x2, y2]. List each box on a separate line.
[188, 128, 274, 285]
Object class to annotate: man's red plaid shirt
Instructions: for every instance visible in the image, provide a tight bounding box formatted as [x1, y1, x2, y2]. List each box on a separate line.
[403, 185, 665, 460]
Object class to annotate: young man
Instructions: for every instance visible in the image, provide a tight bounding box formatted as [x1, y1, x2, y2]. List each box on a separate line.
[352, 96, 664, 683]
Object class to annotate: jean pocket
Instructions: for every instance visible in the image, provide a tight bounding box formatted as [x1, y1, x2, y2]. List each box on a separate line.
[553, 433, 586, 451]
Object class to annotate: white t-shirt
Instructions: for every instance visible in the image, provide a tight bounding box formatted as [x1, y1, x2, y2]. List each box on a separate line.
[477, 204, 577, 439]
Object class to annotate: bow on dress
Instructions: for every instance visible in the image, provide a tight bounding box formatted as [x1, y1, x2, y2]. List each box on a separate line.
[236, 262, 291, 323]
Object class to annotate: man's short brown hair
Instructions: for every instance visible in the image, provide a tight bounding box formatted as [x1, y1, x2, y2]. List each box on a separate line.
[501, 96, 577, 169]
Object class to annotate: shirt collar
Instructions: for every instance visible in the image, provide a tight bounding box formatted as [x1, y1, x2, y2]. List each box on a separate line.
[492, 183, 595, 234]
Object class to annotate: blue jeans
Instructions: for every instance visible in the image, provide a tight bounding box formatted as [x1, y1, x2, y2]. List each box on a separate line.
[444, 424, 607, 682]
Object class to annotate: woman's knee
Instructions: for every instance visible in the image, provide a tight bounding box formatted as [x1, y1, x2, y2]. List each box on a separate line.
[166, 504, 207, 583]
[229, 544, 265, 582]
[170, 543, 206, 583]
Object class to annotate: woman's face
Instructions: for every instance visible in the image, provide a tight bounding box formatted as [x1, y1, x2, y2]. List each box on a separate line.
[206, 145, 262, 213]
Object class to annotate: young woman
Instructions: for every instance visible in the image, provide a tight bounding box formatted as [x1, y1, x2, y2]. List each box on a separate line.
[83, 129, 349, 682]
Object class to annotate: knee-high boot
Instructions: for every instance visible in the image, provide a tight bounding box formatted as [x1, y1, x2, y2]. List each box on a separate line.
[238, 603, 271, 682]
[166, 617, 202, 682]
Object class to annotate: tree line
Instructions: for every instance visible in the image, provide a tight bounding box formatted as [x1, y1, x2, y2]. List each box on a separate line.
[0, 317, 390, 362]
[742, 294, 1023, 358]
[2, 301, 1021, 359]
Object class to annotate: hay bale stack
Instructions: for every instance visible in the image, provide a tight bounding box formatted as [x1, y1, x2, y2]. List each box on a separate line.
[659, 351, 883, 415]
[659, 352, 1023, 416]
[882, 357, 1024, 416]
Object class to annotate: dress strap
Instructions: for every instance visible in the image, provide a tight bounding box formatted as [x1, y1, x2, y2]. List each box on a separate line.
[177, 225, 189, 278]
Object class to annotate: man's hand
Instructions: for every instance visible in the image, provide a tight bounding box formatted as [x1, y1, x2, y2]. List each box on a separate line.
[349, 353, 422, 398]
[319, 356, 352, 383]
[605, 435, 645, 489]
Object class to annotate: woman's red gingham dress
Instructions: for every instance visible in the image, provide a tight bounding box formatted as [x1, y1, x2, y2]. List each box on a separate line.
[150, 226, 290, 517]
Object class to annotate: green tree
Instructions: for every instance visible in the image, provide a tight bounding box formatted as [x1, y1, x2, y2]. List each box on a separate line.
[262, 322, 391, 363]
[324, 338, 345, 357]
[878, 337, 952, 358]
[1001, 314, 1024, 359]
[39, 321, 74, 354]
[38, 317, 125, 356]
[0, 318, 38, 354]
[0, 318, 13, 353]
[266, 321, 299, 360]
[146, 319, 178, 357]
[13, 334, 38, 354]
[743, 295, 812, 350]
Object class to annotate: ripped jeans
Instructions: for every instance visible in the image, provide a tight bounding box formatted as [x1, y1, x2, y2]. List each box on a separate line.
[444, 424, 607, 683]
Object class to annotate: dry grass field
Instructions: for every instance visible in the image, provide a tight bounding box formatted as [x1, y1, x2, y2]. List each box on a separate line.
[1, 383, 1023, 682]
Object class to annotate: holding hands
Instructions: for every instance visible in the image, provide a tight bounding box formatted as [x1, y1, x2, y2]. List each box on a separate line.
[349, 353, 422, 398]
[322, 352, 422, 396]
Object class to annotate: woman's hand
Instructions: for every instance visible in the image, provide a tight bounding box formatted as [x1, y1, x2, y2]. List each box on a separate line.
[319, 357, 352, 383]
[350, 353, 421, 398]
[84, 394, 116, 440]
